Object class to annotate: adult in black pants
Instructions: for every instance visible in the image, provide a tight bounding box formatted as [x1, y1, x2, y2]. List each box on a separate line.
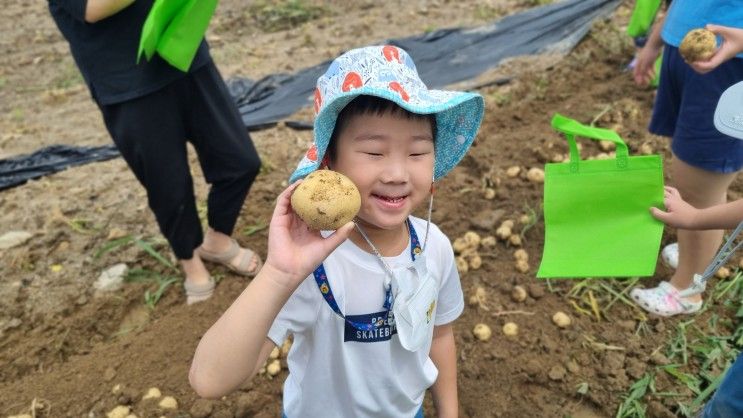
[49, 0, 262, 304]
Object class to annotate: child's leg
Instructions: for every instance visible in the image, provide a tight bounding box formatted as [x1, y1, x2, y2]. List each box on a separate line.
[670, 156, 737, 300]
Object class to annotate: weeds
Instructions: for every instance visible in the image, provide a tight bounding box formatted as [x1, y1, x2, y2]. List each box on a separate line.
[616, 373, 654, 418]
[97, 235, 178, 308]
[491, 92, 512, 107]
[248, 0, 326, 32]
[65, 218, 100, 235]
[473, 4, 504, 21]
[519, 205, 540, 241]
[243, 221, 268, 237]
[96, 235, 176, 272]
[613, 271, 743, 417]
[522, 0, 553, 5]
[52, 63, 83, 89]
[125, 268, 178, 309]
[566, 278, 645, 322]
[558, 271, 742, 417]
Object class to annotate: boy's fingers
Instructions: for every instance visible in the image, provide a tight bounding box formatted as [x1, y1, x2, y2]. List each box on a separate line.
[650, 207, 671, 222]
[321, 222, 355, 253]
[273, 181, 302, 217]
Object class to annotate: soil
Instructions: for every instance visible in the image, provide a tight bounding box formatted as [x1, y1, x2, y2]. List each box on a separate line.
[2, 1, 742, 417]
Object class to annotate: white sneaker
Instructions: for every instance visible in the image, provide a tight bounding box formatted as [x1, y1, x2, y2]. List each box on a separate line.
[661, 242, 679, 269]
[630, 281, 702, 317]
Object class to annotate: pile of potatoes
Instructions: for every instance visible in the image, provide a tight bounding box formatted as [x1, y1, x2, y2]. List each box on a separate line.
[105, 386, 179, 418]
[504, 166, 544, 184]
[452, 231, 492, 274]
[468, 285, 489, 310]
[495, 219, 527, 247]
[258, 338, 293, 378]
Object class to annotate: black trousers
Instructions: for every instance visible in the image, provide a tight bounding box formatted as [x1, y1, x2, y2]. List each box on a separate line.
[98, 61, 261, 259]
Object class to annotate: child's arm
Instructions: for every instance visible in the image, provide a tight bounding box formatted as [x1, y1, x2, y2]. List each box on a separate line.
[651, 186, 743, 230]
[189, 183, 354, 399]
[633, 11, 666, 86]
[429, 324, 458, 418]
[689, 24, 743, 74]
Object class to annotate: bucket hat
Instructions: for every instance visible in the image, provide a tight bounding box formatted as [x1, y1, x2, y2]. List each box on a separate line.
[289, 45, 484, 183]
[715, 80, 743, 140]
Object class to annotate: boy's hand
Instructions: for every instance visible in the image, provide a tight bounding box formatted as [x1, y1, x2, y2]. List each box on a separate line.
[689, 24, 743, 74]
[650, 186, 700, 229]
[263, 182, 354, 289]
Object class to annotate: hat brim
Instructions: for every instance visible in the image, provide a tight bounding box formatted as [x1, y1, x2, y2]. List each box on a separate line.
[289, 87, 484, 183]
[714, 81, 743, 141]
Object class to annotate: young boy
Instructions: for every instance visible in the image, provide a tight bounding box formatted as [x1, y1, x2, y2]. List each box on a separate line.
[189, 45, 484, 418]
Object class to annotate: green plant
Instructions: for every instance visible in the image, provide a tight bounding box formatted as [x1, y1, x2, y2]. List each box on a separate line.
[519, 205, 539, 241]
[96, 235, 176, 271]
[52, 63, 83, 89]
[473, 4, 503, 21]
[66, 218, 101, 235]
[125, 268, 178, 309]
[491, 92, 512, 107]
[616, 372, 654, 418]
[614, 271, 743, 417]
[97, 235, 179, 308]
[243, 221, 268, 237]
[248, 0, 326, 32]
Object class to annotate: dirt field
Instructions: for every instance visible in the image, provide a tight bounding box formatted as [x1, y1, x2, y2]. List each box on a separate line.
[2, 1, 742, 417]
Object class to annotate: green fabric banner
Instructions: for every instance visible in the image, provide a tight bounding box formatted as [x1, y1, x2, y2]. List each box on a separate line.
[537, 114, 665, 278]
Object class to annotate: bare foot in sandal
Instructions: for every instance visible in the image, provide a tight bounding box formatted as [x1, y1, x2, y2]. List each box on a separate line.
[181, 256, 215, 305]
[198, 228, 262, 277]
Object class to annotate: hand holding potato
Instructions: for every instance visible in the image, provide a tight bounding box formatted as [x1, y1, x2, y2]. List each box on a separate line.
[263, 181, 355, 289]
[291, 170, 361, 230]
[687, 25, 743, 74]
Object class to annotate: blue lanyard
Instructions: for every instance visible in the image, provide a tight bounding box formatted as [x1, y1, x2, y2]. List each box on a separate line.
[313, 219, 422, 331]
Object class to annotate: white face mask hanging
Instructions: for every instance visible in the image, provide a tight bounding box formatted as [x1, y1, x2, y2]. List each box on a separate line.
[389, 254, 438, 351]
[353, 181, 438, 352]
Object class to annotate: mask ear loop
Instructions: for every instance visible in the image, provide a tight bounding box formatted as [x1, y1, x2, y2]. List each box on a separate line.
[421, 176, 434, 253]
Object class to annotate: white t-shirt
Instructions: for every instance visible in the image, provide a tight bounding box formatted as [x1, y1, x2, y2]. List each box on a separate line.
[267, 216, 464, 418]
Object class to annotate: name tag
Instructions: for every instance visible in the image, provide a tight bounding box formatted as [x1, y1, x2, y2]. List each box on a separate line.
[344, 310, 397, 343]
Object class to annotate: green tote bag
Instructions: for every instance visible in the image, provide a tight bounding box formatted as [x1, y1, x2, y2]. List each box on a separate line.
[138, 0, 218, 72]
[537, 114, 665, 278]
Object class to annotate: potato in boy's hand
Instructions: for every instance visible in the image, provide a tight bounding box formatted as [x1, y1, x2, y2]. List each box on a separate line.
[680, 28, 717, 62]
[290, 170, 361, 230]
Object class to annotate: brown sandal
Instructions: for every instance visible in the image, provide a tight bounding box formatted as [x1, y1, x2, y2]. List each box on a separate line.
[184, 277, 215, 305]
[198, 239, 263, 277]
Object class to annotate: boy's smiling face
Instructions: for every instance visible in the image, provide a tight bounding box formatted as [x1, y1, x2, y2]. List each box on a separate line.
[329, 110, 435, 231]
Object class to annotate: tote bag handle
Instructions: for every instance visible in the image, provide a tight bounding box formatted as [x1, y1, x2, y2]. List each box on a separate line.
[551, 113, 629, 173]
